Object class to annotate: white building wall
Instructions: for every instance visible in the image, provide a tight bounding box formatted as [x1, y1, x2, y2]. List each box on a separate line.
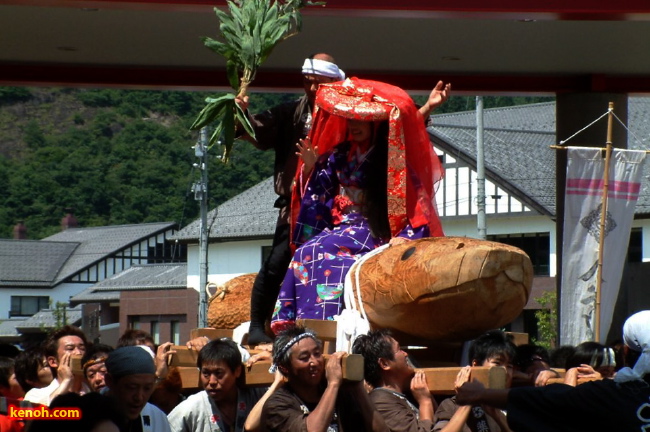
[187, 239, 273, 291]
[0, 282, 92, 320]
[437, 151, 532, 218]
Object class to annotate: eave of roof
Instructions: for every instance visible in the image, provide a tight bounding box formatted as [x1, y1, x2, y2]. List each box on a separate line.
[15, 307, 82, 332]
[70, 263, 188, 305]
[42, 222, 178, 284]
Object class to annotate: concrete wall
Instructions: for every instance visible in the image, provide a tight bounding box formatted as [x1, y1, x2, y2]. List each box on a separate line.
[119, 288, 198, 344]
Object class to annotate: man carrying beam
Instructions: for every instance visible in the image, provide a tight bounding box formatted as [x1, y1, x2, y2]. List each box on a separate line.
[167, 338, 274, 432]
[261, 324, 388, 432]
[456, 310, 650, 432]
[352, 329, 436, 432]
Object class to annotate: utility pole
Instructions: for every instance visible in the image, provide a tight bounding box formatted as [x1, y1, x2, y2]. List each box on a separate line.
[192, 127, 210, 328]
[476, 96, 487, 240]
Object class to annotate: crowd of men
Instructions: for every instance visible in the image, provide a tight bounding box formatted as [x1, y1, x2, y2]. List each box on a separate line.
[0, 311, 647, 432]
[1, 53, 647, 432]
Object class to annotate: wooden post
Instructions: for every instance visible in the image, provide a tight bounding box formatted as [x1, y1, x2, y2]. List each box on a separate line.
[595, 102, 614, 342]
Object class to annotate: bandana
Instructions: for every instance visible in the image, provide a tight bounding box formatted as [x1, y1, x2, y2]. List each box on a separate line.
[270, 332, 317, 373]
[615, 310, 650, 383]
[83, 356, 107, 371]
[105, 346, 156, 379]
[302, 58, 345, 81]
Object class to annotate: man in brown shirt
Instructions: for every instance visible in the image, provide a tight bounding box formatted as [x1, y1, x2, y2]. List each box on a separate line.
[262, 324, 387, 432]
[352, 329, 435, 432]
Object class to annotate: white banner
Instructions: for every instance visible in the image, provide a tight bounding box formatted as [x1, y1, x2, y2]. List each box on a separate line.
[560, 147, 646, 346]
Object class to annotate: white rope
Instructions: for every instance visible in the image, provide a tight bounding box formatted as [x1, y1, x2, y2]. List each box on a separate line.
[337, 244, 390, 352]
[347, 244, 390, 319]
[558, 109, 611, 145]
[612, 111, 645, 147]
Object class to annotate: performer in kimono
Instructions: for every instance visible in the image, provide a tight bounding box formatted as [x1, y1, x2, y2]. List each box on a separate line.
[271, 77, 448, 333]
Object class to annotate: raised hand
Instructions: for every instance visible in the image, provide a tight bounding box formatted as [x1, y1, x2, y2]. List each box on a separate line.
[296, 138, 318, 174]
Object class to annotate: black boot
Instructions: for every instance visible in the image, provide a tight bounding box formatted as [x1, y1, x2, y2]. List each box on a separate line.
[248, 320, 272, 346]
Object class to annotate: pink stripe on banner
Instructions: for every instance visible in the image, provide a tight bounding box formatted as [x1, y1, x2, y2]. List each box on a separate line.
[566, 189, 640, 201]
[566, 178, 641, 194]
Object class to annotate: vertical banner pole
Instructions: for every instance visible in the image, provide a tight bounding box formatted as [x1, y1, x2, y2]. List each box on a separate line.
[595, 102, 614, 342]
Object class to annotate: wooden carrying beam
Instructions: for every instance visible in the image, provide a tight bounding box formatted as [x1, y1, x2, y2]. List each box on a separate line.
[244, 354, 364, 386]
[168, 345, 199, 368]
[189, 328, 234, 340]
[422, 366, 506, 395]
[173, 352, 364, 389]
[173, 342, 506, 394]
[296, 319, 338, 340]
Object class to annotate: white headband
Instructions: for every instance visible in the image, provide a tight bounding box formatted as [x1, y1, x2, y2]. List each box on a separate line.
[302, 58, 345, 80]
[269, 332, 317, 373]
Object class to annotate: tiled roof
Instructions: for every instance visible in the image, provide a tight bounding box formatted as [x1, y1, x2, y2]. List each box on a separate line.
[172, 177, 277, 241]
[429, 98, 650, 217]
[16, 307, 82, 332]
[173, 98, 650, 240]
[70, 263, 187, 305]
[430, 124, 557, 215]
[69, 285, 121, 305]
[0, 240, 78, 287]
[42, 222, 177, 283]
[0, 320, 25, 338]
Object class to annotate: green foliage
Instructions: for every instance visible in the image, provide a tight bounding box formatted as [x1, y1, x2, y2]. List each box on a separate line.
[23, 121, 48, 149]
[0, 87, 32, 106]
[0, 87, 277, 239]
[77, 89, 208, 117]
[52, 301, 69, 328]
[76, 89, 117, 107]
[532, 290, 558, 350]
[0, 86, 555, 241]
[441, 95, 554, 114]
[192, 0, 322, 162]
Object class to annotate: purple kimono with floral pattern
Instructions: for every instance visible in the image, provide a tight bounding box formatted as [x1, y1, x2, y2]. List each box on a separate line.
[271, 141, 427, 333]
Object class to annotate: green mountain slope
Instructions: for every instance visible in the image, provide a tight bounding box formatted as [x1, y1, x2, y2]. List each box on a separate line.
[0, 87, 551, 239]
[0, 87, 300, 239]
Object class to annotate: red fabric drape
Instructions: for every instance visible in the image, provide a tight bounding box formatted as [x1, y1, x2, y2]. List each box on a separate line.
[291, 78, 444, 243]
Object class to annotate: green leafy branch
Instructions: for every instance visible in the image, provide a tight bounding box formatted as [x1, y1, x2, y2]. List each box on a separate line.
[190, 0, 325, 162]
[532, 290, 557, 350]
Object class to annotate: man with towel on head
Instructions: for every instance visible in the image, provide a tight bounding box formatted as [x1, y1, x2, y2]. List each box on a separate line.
[233, 54, 451, 347]
[236, 53, 346, 346]
[105, 345, 171, 432]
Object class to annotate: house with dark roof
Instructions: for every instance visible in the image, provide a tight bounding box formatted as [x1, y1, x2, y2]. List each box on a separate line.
[70, 263, 196, 346]
[0, 219, 186, 345]
[173, 98, 650, 341]
[172, 177, 278, 289]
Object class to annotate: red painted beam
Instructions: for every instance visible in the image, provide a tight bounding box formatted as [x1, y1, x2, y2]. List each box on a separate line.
[3, 63, 650, 95]
[5, 0, 650, 18]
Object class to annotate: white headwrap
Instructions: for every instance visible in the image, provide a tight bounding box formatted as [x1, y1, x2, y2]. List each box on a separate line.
[615, 310, 650, 383]
[269, 331, 317, 373]
[302, 58, 345, 80]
